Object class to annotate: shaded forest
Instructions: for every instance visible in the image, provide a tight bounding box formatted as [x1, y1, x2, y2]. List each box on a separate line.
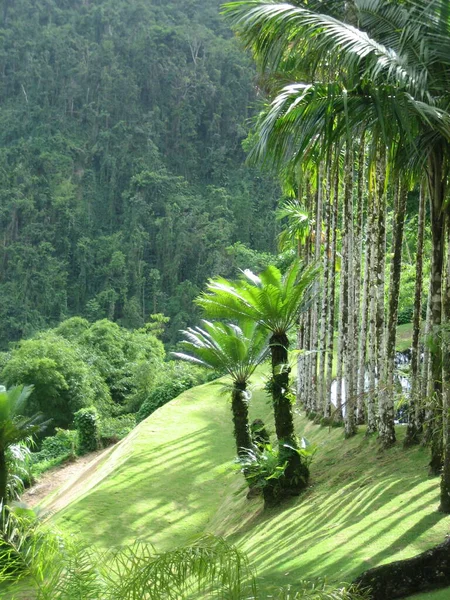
[0, 0, 280, 347]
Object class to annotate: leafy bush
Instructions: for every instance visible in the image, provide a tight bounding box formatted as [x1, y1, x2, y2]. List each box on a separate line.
[31, 429, 77, 464]
[397, 306, 413, 325]
[99, 415, 136, 446]
[78, 319, 165, 405]
[1, 333, 112, 428]
[74, 407, 99, 455]
[239, 440, 317, 495]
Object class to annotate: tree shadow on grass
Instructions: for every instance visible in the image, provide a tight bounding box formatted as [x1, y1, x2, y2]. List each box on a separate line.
[56, 422, 241, 549]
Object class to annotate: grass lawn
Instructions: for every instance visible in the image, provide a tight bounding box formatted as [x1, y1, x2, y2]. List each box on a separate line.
[48, 368, 450, 598]
[396, 322, 414, 352]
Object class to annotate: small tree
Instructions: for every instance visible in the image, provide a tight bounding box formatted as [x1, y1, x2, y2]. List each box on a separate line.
[174, 320, 268, 460]
[197, 262, 317, 503]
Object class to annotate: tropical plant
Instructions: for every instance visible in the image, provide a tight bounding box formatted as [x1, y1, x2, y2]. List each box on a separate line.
[276, 199, 311, 254]
[0, 514, 257, 600]
[239, 437, 316, 498]
[6, 443, 33, 501]
[174, 320, 269, 459]
[0, 386, 45, 516]
[197, 262, 317, 502]
[223, 0, 450, 507]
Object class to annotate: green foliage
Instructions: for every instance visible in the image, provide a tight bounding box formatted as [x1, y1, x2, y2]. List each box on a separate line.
[239, 444, 288, 492]
[98, 415, 136, 446]
[0, 385, 45, 507]
[136, 362, 211, 422]
[0, 0, 280, 349]
[6, 443, 33, 501]
[197, 261, 318, 337]
[174, 320, 268, 385]
[239, 439, 316, 497]
[0, 518, 257, 600]
[1, 333, 112, 428]
[1, 318, 166, 428]
[74, 407, 100, 456]
[77, 319, 165, 404]
[31, 429, 77, 465]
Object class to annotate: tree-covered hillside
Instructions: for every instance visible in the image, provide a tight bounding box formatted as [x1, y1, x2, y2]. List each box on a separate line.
[0, 0, 279, 347]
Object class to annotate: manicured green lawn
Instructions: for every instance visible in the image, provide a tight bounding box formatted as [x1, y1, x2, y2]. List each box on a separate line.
[49, 370, 450, 597]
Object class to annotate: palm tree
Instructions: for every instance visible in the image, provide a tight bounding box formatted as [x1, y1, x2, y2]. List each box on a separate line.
[197, 262, 318, 500]
[223, 0, 450, 504]
[173, 320, 268, 459]
[0, 386, 44, 516]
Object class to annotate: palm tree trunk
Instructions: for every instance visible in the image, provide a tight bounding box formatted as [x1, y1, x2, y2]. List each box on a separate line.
[231, 382, 253, 459]
[344, 144, 357, 438]
[354, 133, 365, 402]
[380, 180, 407, 447]
[325, 153, 339, 420]
[427, 147, 446, 476]
[358, 217, 371, 424]
[310, 165, 323, 414]
[440, 223, 450, 512]
[269, 332, 309, 500]
[375, 151, 387, 435]
[318, 159, 331, 415]
[336, 260, 345, 421]
[405, 182, 426, 445]
[367, 182, 378, 434]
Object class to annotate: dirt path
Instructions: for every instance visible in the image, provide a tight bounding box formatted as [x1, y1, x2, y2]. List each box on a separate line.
[22, 449, 109, 509]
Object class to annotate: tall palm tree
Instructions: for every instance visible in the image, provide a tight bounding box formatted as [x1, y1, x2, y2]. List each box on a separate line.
[197, 262, 317, 500]
[223, 0, 450, 505]
[0, 385, 44, 516]
[173, 320, 268, 459]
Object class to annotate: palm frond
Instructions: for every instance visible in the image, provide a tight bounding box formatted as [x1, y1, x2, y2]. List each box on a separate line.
[174, 320, 269, 385]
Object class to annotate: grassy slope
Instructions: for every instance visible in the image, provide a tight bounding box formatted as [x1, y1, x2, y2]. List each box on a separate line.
[51, 371, 449, 598]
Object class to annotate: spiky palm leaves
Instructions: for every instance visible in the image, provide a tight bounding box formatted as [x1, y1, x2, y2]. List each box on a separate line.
[223, 0, 450, 171]
[0, 386, 45, 514]
[197, 262, 317, 501]
[1, 514, 256, 600]
[174, 320, 268, 458]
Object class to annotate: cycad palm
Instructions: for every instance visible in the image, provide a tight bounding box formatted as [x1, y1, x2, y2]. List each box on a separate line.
[174, 320, 268, 458]
[197, 262, 317, 500]
[0, 386, 44, 514]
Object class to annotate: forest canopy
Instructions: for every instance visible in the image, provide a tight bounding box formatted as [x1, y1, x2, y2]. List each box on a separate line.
[0, 0, 280, 347]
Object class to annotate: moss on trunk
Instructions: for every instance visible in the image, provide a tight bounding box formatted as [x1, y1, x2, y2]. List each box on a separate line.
[267, 332, 309, 504]
[231, 382, 252, 459]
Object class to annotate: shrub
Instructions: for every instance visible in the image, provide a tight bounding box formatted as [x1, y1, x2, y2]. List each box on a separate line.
[99, 415, 136, 446]
[31, 429, 77, 464]
[74, 407, 99, 455]
[239, 440, 317, 499]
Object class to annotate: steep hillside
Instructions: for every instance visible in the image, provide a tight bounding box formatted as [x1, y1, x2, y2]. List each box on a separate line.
[44, 373, 450, 598]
